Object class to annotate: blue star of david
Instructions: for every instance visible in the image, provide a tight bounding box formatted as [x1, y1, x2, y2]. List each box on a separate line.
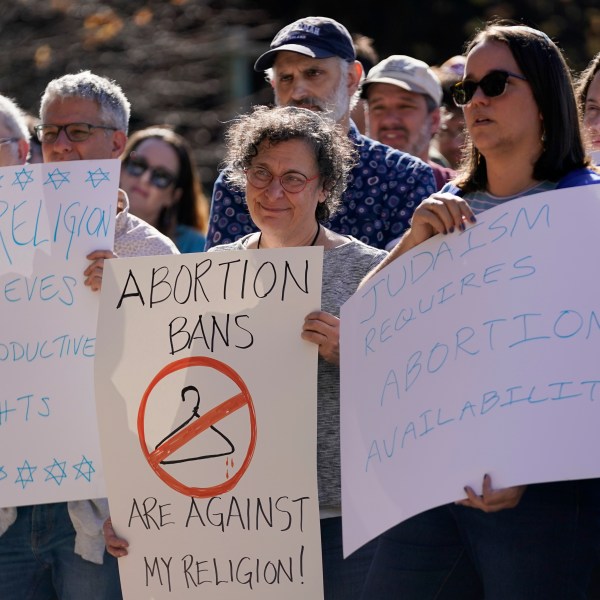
[73, 455, 95, 482]
[44, 458, 67, 485]
[0, 466, 7, 481]
[12, 168, 34, 191]
[15, 459, 37, 488]
[44, 168, 71, 190]
[85, 168, 110, 189]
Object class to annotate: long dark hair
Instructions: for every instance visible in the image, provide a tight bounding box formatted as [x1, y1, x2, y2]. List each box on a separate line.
[455, 20, 590, 193]
[121, 126, 209, 236]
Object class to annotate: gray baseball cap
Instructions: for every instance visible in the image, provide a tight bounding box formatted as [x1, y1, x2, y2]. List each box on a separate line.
[362, 55, 443, 106]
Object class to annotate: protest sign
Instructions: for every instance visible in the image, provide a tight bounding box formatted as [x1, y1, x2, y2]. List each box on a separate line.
[0, 159, 118, 507]
[95, 247, 324, 599]
[341, 185, 600, 556]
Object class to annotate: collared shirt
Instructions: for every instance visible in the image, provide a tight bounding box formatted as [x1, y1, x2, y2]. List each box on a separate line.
[429, 160, 456, 191]
[205, 122, 436, 250]
[114, 189, 179, 257]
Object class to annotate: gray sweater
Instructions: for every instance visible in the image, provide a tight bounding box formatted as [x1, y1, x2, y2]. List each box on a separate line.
[209, 235, 387, 510]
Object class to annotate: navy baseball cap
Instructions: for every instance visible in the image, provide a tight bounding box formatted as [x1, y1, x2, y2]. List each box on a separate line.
[254, 16, 356, 72]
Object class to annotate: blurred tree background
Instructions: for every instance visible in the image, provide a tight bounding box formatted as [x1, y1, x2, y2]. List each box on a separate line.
[0, 0, 598, 196]
[263, 0, 599, 70]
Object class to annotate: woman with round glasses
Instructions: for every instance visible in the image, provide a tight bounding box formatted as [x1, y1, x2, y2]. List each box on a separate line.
[210, 104, 388, 597]
[577, 52, 600, 160]
[104, 105, 387, 598]
[361, 20, 600, 600]
[119, 126, 209, 253]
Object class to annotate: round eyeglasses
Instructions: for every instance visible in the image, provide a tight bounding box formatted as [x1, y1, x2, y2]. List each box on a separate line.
[34, 122, 117, 144]
[451, 70, 527, 107]
[245, 166, 319, 193]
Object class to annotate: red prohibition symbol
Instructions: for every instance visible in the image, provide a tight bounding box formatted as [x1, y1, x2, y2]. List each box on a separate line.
[137, 356, 257, 497]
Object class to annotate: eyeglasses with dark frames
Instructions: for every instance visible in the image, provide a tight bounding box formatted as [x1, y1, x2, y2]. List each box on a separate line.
[123, 155, 178, 189]
[245, 166, 319, 194]
[451, 70, 528, 107]
[34, 122, 117, 144]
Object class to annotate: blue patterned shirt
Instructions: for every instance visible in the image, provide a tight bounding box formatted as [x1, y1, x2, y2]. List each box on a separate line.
[205, 122, 436, 250]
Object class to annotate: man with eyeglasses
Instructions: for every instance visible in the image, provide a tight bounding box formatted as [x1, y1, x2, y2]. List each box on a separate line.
[0, 94, 30, 167]
[0, 70, 178, 600]
[205, 16, 436, 251]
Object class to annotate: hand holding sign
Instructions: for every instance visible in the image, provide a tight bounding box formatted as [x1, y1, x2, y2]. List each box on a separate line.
[95, 247, 325, 599]
[457, 474, 527, 513]
[84, 249, 118, 291]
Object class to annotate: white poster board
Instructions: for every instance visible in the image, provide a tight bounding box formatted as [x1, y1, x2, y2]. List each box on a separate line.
[0, 159, 118, 507]
[341, 185, 600, 556]
[95, 247, 325, 599]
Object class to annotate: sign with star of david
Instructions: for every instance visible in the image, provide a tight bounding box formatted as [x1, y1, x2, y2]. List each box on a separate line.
[0, 159, 119, 506]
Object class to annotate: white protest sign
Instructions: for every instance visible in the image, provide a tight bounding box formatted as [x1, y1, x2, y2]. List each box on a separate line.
[341, 185, 600, 556]
[95, 247, 325, 599]
[0, 159, 118, 507]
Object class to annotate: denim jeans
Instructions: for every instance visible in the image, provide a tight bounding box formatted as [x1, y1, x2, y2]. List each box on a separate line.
[362, 479, 600, 600]
[0, 502, 122, 600]
[361, 501, 482, 600]
[321, 516, 377, 599]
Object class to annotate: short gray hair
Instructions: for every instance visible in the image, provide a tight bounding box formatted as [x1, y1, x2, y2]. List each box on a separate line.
[0, 94, 29, 140]
[40, 70, 130, 133]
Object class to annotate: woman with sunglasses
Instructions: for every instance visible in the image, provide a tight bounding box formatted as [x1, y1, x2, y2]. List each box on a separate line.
[577, 52, 600, 160]
[104, 105, 387, 598]
[361, 20, 600, 600]
[120, 126, 209, 253]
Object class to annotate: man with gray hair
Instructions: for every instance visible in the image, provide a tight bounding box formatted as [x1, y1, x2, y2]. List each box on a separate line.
[206, 16, 435, 251]
[0, 94, 30, 166]
[0, 70, 177, 599]
[37, 69, 130, 163]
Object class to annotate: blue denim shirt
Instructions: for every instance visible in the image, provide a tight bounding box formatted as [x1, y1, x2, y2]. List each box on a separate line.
[205, 121, 436, 250]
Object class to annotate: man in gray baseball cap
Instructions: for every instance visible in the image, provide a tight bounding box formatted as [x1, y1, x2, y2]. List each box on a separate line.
[362, 55, 455, 189]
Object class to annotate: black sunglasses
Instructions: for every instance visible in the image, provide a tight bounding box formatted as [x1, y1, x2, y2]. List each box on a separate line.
[123, 155, 177, 189]
[451, 70, 527, 107]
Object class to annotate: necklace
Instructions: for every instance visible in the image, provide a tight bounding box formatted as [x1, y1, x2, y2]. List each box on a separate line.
[257, 223, 321, 249]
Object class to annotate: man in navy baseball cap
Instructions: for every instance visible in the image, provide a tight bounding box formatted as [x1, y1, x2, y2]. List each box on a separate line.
[207, 13, 435, 267]
[254, 16, 356, 71]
